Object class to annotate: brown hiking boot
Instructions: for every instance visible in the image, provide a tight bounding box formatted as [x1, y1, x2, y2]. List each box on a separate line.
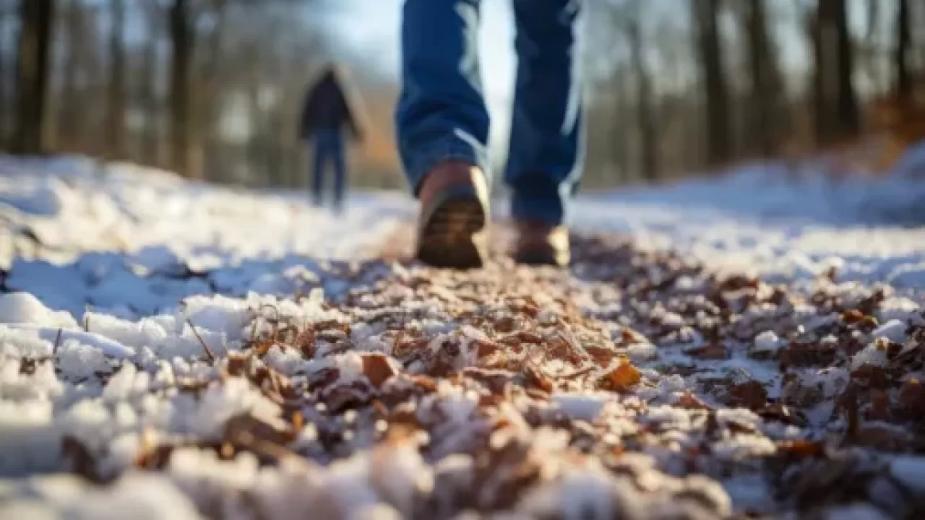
[513, 220, 570, 267]
[416, 161, 489, 268]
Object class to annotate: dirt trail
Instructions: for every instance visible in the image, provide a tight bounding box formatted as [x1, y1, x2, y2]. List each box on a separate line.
[34, 226, 925, 518]
[218, 228, 924, 517]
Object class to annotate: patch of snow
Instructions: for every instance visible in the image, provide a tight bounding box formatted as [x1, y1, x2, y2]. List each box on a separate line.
[552, 393, 610, 422]
[852, 340, 890, 369]
[877, 297, 922, 323]
[752, 330, 782, 354]
[0, 293, 77, 329]
[890, 455, 925, 494]
[627, 341, 658, 361]
[822, 504, 889, 520]
[870, 319, 907, 343]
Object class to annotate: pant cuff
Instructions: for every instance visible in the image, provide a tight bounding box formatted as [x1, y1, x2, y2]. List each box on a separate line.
[510, 182, 567, 225]
[404, 133, 490, 196]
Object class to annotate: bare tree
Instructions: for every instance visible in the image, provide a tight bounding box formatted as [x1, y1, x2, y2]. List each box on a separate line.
[895, 0, 911, 100]
[613, 63, 632, 183]
[811, 0, 859, 145]
[12, 0, 55, 154]
[0, 2, 9, 147]
[741, 0, 785, 157]
[59, 0, 82, 151]
[140, 1, 162, 166]
[691, 0, 731, 165]
[626, 16, 658, 181]
[106, 0, 126, 157]
[169, 0, 194, 176]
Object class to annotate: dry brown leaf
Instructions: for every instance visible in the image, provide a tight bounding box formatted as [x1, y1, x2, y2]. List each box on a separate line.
[867, 388, 891, 421]
[585, 345, 617, 366]
[524, 365, 554, 393]
[676, 391, 712, 410]
[779, 342, 837, 368]
[728, 380, 768, 410]
[685, 343, 728, 360]
[842, 309, 865, 324]
[776, 439, 826, 458]
[899, 378, 925, 416]
[362, 353, 396, 388]
[475, 339, 501, 359]
[600, 359, 641, 392]
[851, 364, 890, 389]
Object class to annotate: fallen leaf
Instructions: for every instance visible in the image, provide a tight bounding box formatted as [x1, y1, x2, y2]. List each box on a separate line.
[777, 439, 825, 458]
[851, 364, 890, 389]
[600, 359, 641, 392]
[779, 342, 836, 368]
[475, 339, 501, 359]
[524, 365, 554, 393]
[867, 388, 891, 421]
[728, 380, 768, 410]
[585, 345, 616, 366]
[685, 343, 728, 360]
[676, 391, 712, 410]
[899, 378, 925, 416]
[362, 353, 396, 388]
[842, 309, 865, 324]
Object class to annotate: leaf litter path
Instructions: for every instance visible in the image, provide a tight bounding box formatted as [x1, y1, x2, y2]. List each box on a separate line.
[3, 225, 925, 519]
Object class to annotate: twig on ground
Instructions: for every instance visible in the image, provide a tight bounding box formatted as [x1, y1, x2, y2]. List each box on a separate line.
[187, 318, 215, 363]
[53, 328, 63, 354]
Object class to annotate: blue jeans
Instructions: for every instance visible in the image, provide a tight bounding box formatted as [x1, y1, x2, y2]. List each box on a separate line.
[396, 0, 583, 225]
[311, 129, 346, 208]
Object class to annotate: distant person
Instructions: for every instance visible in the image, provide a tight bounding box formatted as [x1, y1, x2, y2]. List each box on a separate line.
[299, 65, 363, 211]
[397, 0, 582, 268]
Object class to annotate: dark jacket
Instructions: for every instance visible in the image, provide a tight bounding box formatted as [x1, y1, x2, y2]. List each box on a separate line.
[299, 70, 361, 140]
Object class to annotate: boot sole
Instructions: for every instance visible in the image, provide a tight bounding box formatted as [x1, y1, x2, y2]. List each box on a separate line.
[417, 196, 487, 269]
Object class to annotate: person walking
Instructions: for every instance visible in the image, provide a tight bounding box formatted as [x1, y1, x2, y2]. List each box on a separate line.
[397, 0, 583, 268]
[300, 65, 363, 211]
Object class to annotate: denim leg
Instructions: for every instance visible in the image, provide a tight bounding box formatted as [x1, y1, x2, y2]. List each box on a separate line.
[332, 133, 347, 210]
[396, 0, 490, 195]
[506, 0, 583, 225]
[311, 136, 327, 205]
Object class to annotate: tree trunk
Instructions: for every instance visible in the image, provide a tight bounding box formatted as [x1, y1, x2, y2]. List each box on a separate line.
[106, 0, 126, 158]
[627, 19, 658, 182]
[142, 6, 160, 167]
[896, 0, 911, 100]
[743, 0, 785, 157]
[198, 3, 228, 182]
[12, 0, 54, 155]
[691, 0, 731, 166]
[614, 65, 632, 183]
[834, 0, 858, 138]
[866, 0, 878, 40]
[0, 8, 8, 148]
[169, 0, 194, 177]
[59, 0, 81, 152]
[812, 0, 859, 145]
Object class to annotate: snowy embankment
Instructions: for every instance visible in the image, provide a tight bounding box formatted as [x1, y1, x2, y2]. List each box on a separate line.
[1, 152, 925, 519]
[577, 144, 925, 289]
[0, 156, 411, 317]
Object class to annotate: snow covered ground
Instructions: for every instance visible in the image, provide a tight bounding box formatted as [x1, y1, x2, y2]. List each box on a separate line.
[2, 150, 925, 519]
[0, 156, 411, 318]
[3, 148, 925, 321]
[576, 146, 925, 290]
